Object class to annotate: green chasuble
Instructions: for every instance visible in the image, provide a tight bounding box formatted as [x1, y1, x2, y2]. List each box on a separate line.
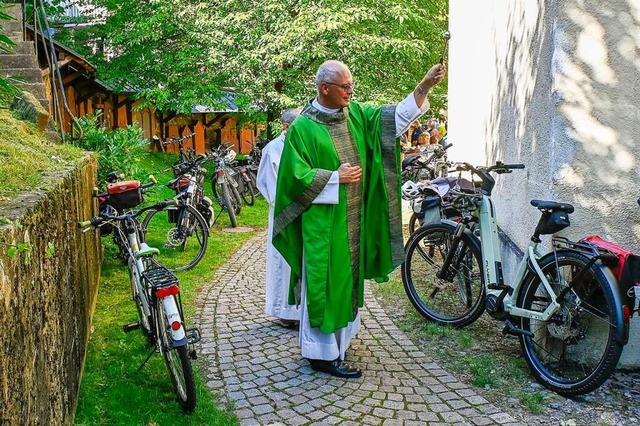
[272, 100, 404, 334]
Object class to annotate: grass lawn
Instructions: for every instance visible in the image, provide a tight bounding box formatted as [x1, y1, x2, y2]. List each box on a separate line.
[74, 150, 268, 425]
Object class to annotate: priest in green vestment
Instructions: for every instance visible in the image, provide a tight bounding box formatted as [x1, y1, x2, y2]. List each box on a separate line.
[273, 60, 445, 378]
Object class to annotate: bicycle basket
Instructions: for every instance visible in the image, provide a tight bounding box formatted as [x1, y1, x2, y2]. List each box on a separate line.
[535, 210, 570, 235]
[107, 180, 143, 211]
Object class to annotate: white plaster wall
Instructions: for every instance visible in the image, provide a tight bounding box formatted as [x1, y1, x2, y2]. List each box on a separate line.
[449, 0, 640, 367]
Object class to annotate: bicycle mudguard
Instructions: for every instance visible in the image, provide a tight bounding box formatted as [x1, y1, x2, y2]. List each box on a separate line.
[526, 250, 628, 346]
[597, 264, 630, 345]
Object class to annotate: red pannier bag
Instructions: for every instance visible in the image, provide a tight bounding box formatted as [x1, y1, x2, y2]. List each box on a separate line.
[107, 180, 143, 212]
[580, 235, 640, 315]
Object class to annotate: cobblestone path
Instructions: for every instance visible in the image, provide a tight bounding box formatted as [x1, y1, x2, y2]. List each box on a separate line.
[195, 231, 522, 425]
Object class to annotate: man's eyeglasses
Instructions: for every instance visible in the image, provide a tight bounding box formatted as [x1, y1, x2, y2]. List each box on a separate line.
[325, 82, 355, 91]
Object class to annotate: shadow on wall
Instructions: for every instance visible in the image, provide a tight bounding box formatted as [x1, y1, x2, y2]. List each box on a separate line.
[486, 0, 640, 253]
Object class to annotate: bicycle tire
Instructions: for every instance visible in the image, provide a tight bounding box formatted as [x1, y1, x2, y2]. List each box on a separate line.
[156, 299, 196, 411]
[401, 222, 485, 327]
[220, 182, 238, 227]
[248, 172, 259, 196]
[141, 204, 209, 271]
[517, 250, 623, 396]
[211, 175, 220, 200]
[228, 177, 243, 215]
[239, 173, 255, 206]
[129, 258, 154, 343]
[408, 214, 421, 235]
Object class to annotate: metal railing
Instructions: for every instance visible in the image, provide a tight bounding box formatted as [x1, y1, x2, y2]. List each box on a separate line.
[18, 0, 81, 141]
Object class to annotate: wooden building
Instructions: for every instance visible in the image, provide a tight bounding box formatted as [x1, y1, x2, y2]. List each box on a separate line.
[26, 25, 260, 154]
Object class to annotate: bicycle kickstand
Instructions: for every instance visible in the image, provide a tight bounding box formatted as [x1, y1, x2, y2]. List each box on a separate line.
[212, 206, 223, 226]
[135, 347, 156, 374]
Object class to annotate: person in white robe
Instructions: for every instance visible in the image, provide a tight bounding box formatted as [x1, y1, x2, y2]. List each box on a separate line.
[257, 108, 302, 327]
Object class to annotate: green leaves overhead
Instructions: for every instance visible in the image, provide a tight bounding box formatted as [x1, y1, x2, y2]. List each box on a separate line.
[60, 0, 448, 118]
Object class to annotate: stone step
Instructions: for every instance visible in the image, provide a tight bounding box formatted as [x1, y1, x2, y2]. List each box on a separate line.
[2, 4, 23, 21]
[14, 81, 46, 99]
[45, 129, 60, 144]
[11, 41, 35, 55]
[0, 54, 38, 69]
[3, 20, 23, 34]
[5, 31, 23, 43]
[38, 97, 50, 113]
[2, 67, 42, 83]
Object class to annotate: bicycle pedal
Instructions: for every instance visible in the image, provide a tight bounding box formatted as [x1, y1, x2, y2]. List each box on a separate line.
[189, 349, 198, 360]
[122, 322, 141, 333]
[185, 327, 201, 344]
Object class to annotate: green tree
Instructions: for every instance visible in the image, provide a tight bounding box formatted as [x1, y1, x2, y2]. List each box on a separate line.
[67, 0, 229, 113]
[203, 0, 448, 137]
[58, 0, 448, 135]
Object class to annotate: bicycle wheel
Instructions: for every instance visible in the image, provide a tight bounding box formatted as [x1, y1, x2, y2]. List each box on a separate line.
[213, 176, 242, 219]
[220, 182, 238, 227]
[155, 299, 196, 411]
[408, 214, 422, 235]
[517, 250, 623, 396]
[248, 172, 259, 196]
[128, 258, 154, 343]
[228, 177, 243, 215]
[141, 204, 209, 271]
[211, 175, 220, 200]
[239, 174, 255, 206]
[401, 222, 485, 327]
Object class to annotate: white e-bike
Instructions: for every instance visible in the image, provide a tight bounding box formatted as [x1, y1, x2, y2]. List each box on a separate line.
[402, 161, 626, 397]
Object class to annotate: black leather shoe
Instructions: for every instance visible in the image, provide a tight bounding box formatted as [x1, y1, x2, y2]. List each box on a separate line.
[279, 319, 299, 329]
[307, 358, 362, 378]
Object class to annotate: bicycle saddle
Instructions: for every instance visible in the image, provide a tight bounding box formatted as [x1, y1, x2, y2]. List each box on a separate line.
[530, 200, 574, 213]
[135, 243, 160, 259]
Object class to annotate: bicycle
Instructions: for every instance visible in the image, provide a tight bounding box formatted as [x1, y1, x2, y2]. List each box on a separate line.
[95, 174, 155, 263]
[403, 175, 479, 235]
[79, 199, 201, 411]
[228, 155, 257, 206]
[401, 161, 626, 396]
[139, 139, 212, 272]
[210, 144, 242, 227]
[401, 142, 452, 185]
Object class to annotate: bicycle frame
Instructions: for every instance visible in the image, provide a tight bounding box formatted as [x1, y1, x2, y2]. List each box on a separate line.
[114, 215, 187, 344]
[475, 195, 561, 321]
[446, 192, 616, 324]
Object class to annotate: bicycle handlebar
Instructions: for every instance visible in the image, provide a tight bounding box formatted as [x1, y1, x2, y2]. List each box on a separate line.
[79, 198, 180, 231]
[453, 161, 525, 195]
[160, 133, 196, 146]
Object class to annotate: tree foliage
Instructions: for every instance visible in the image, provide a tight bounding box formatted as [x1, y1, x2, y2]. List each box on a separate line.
[55, 0, 448, 131]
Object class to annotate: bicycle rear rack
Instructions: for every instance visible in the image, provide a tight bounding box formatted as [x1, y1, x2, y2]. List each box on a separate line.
[552, 236, 619, 266]
[142, 263, 179, 288]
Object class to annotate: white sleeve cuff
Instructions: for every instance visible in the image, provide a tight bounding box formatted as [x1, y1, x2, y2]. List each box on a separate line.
[312, 171, 339, 204]
[395, 92, 430, 136]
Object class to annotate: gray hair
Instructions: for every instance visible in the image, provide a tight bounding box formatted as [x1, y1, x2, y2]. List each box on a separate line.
[281, 108, 301, 125]
[315, 61, 345, 88]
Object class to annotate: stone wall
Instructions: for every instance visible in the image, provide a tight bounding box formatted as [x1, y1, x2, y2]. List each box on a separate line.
[0, 155, 101, 425]
[449, 0, 640, 367]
